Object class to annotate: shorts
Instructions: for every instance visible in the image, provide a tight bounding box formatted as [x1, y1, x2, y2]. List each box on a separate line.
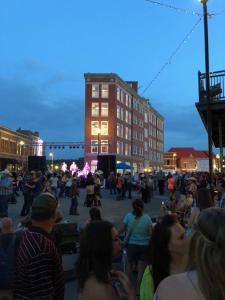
[127, 244, 149, 263]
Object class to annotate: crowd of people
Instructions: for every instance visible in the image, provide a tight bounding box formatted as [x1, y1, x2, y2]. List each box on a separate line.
[0, 168, 225, 300]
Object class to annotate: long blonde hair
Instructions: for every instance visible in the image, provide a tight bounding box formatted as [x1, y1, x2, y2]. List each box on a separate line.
[186, 208, 225, 300]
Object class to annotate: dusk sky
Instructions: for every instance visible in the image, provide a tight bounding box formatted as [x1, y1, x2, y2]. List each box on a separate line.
[0, 0, 224, 159]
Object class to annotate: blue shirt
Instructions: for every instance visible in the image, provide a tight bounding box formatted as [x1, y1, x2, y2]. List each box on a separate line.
[123, 212, 152, 246]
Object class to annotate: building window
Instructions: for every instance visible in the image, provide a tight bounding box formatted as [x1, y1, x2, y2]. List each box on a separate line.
[91, 140, 98, 153]
[144, 142, 148, 151]
[125, 110, 129, 123]
[101, 140, 108, 153]
[91, 103, 99, 116]
[117, 124, 120, 137]
[117, 87, 120, 101]
[117, 141, 120, 154]
[101, 121, 108, 135]
[101, 84, 109, 98]
[91, 121, 99, 135]
[91, 160, 97, 173]
[120, 124, 123, 138]
[144, 112, 148, 123]
[92, 84, 99, 98]
[125, 143, 128, 155]
[117, 105, 120, 119]
[144, 128, 148, 138]
[120, 107, 124, 121]
[101, 103, 108, 116]
[125, 127, 129, 140]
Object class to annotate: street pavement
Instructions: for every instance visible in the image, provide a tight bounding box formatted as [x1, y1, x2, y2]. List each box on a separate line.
[8, 187, 168, 300]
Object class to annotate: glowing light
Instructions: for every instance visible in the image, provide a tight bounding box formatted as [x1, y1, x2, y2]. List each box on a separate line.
[19, 141, 25, 146]
[37, 139, 43, 156]
[61, 162, 67, 173]
[69, 162, 78, 175]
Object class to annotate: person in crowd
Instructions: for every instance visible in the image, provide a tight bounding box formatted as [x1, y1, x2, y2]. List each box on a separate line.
[167, 173, 175, 197]
[69, 177, 80, 215]
[65, 173, 73, 197]
[188, 188, 213, 231]
[154, 208, 225, 300]
[20, 171, 35, 217]
[126, 172, 133, 200]
[32, 171, 43, 198]
[217, 186, 225, 208]
[85, 172, 95, 207]
[108, 172, 117, 195]
[94, 174, 102, 206]
[89, 206, 102, 222]
[116, 173, 124, 201]
[140, 214, 186, 300]
[14, 192, 64, 300]
[157, 171, 165, 195]
[76, 220, 135, 300]
[50, 172, 59, 199]
[140, 174, 148, 203]
[0, 217, 15, 298]
[0, 170, 13, 217]
[119, 199, 152, 297]
[43, 173, 53, 194]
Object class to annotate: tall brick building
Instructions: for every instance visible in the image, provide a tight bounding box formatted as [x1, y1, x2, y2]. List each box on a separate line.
[84, 73, 164, 173]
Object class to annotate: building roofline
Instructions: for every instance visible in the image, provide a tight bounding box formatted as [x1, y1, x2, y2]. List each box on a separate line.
[84, 73, 164, 120]
[0, 125, 39, 140]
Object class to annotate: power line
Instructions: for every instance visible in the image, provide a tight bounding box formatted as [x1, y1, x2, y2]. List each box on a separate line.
[142, 17, 202, 95]
[145, 0, 202, 17]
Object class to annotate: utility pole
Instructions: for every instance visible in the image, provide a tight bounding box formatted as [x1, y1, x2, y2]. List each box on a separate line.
[201, 0, 213, 192]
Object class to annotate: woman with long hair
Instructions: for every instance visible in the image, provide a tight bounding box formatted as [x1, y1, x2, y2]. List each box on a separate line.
[154, 208, 225, 300]
[76, 221, 135, 300]
[140, 214, 185, 300]
[119, 199, 152, 297]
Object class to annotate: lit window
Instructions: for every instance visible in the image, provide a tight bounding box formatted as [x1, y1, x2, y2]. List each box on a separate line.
[125, 127, 129, 139]
[101, 140, 108, 153]
[117, 105, 120, 118]
[125, 94, 128, 106]
[144, 142, 148, 151]
[125, 110, 129, 123]
[91, 121, 99, 135]
[92, 103, 99, 116]
[120, 107, 124, 121]
[144, 128, 148, 138]
[117, 88, 120, 101]
[91, 140, 98, 153]
[117, 141, 120, 154]
[101, 103, 108, 117]
[125, 143, 128, 155]
[92, 84, 99, 98]
[101, 84, 109, 98]
[117, 124, 120, 137]
[120, 124, 123, 138]
[101, 121, 108, 135]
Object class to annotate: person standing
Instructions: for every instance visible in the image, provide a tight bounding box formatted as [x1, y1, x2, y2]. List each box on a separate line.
[69, 178, 80, 215]
[0, 170, 13, 217]
[14, 192, 64, 300]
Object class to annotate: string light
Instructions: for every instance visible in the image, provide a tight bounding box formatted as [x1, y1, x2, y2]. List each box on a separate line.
[145, 0, 202, 17]
[142, 17, 202, 95]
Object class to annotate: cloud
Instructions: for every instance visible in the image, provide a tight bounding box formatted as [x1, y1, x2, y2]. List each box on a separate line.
[0, 76, 84, 143]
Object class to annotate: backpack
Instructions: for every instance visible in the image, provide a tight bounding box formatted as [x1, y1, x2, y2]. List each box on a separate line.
[0, 231, 23, 289]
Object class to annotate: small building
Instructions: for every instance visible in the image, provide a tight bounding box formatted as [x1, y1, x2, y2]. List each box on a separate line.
[164, 147, 210, 172]
[0, 126, 43, 171]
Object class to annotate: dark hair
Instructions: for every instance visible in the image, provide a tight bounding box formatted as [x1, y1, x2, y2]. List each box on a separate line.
[76, 221, 114, 288]
[196, 188, 213, 211]
[31, 207, 56, 221]
[89, 207, 102, 221]
[132, 199, 144, 217]
[149, 214, 178, 290]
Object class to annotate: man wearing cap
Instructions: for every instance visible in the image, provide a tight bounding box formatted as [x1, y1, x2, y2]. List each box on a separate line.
[14, 192, 64, 300]
[0, 170, 13, 217]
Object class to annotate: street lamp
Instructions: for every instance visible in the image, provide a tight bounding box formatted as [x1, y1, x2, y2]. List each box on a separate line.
[49, 152, 54, 171]
[19, 141, 25, 170]
[199, 0, 213, 192]
[173, 153, 177, 170]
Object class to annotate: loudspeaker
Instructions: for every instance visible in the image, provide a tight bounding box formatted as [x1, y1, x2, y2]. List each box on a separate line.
[97, 155, 116, 178]
[28, 156, 46, 172]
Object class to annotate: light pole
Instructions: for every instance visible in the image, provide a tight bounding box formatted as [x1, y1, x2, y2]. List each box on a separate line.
[49, 152, 54, 171]
[200, 0, 213, 192]
[173, 153, 177, 170]
[19, 141, 25, 170]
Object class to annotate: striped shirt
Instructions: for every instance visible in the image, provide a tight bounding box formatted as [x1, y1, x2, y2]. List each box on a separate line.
[13, 226, 64, 300]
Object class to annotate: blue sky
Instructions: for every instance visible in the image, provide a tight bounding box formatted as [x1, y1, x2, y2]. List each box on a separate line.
[0, 0, 224, 159]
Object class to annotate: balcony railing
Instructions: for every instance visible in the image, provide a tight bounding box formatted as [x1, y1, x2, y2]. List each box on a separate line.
[198, 70, 225, 102]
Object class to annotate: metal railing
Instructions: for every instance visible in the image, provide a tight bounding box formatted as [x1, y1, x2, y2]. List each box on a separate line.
[198, 70, 225, 102]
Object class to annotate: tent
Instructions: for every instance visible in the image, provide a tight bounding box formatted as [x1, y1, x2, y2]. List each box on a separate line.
[116, 162, 134, 170]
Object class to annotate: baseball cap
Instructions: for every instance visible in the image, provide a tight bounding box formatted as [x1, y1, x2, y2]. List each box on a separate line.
[32, 192, 57, 211]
